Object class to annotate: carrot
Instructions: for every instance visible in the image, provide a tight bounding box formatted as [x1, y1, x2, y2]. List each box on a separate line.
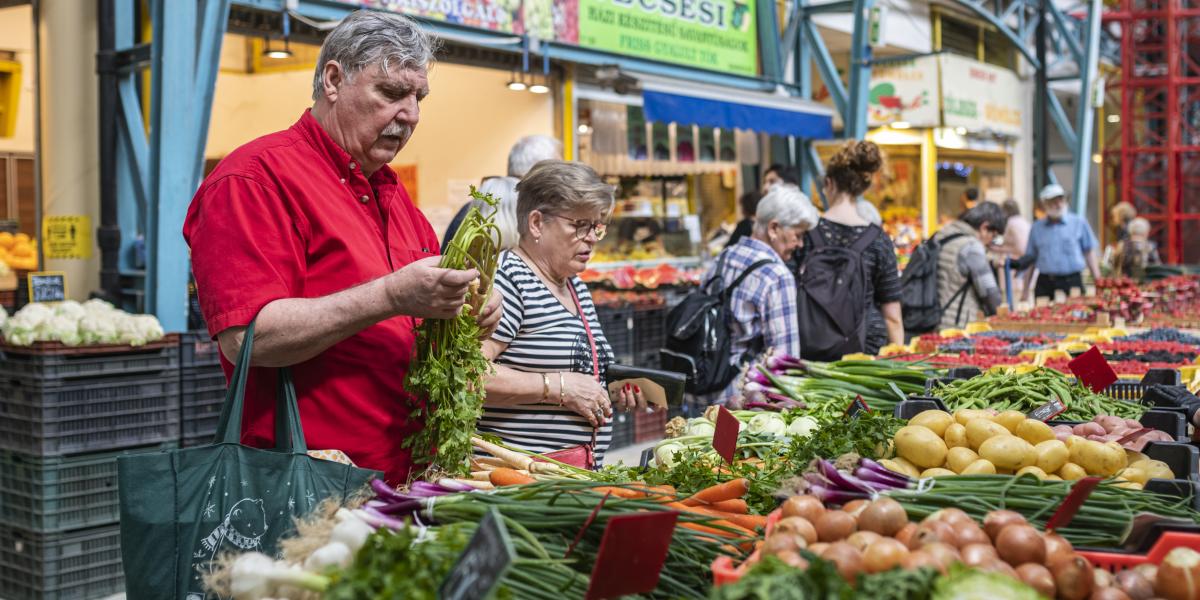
[661, 502, 755, 537]
[682, 478, 749, 507]
[715, 512, 768, 531]
[591, 486, 647, 499]
[705, 499, 748, 514]
[489, 468, 535, 487]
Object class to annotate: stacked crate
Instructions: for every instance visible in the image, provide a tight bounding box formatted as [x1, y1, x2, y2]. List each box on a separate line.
[0, 336, 181, 599]
[632, 304, 668, 369]
[179, 331, 227, 448]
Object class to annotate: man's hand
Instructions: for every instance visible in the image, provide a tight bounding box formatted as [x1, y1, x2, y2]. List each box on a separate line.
[476, 288, 502, 338]
[386, 256, 478, 319]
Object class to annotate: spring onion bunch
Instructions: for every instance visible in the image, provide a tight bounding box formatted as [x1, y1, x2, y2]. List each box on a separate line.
[743, 355, 934, 417]
[799, 458, 1200, 547]
[405, 187, 501, 474]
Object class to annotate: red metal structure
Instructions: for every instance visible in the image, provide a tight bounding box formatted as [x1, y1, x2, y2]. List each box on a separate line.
[1103, 0, 1200, 264]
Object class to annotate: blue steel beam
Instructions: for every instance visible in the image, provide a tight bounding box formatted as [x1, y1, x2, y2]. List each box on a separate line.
[1047, 89, 1078, 151]
[113, 0, 143, 276]
[757, 0, 783, 82]
[804, 19, 848, 120]
[1070, 0, 1100, 216]
[1049, 4, 1083, 65]
[844, 0, 875, 139]
[955, 0, 1041, 69]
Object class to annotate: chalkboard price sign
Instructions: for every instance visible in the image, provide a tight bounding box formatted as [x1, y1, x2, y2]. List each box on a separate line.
[28, 271, 67, 303]
[440, 507, 514, 600]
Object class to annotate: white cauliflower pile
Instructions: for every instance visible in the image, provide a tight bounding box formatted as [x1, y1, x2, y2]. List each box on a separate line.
[1, 299, 165, 347]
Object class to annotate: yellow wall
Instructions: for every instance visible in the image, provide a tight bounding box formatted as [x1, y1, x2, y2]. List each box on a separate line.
[206, 60, 556, 239]
[0, 4, 35, 153]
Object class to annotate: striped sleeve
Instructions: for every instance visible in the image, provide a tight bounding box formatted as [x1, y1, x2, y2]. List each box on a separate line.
[491, 257, 524, 344]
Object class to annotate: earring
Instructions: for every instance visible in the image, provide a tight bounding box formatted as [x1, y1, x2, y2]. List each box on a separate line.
[535, 237, 541, 244]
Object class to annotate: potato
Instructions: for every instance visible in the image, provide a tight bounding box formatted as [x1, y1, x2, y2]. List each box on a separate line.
[879, 459, 920, 478]
[944, 424, 968, 449]
[994, 410, 1027, 434]
[946, 447, 980, 474]
[1044, 474, 1062, 481]
[1016, 419, 1056, 445]
[895, 426, 949, 469]
[1016, 465, 1049, 480]
[1116, 481, 1144, 490]
[910, 410, 955, 437]
[1070, 440, 1125, 476]
[954, 409, 995, 427]
[961, 459, 997, 475]
[1064, 435, 1086, 449]
[1034, 440, 1070, 474]
[1058, 462, 1087, 480]
[965, 419, 1011, 451]
[1121, 466, 1149, 485]
[1126, 450, 1150, 466]
[920, 467, 956, 478]
[979, 436, 1036, 471]
[1140, 459, 1175, 480]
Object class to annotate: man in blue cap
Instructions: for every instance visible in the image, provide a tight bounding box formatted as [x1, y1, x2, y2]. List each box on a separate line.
[1014, 184, 1102, 302]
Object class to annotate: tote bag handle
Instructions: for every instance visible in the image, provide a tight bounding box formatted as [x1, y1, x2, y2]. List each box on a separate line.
[212, 320, 308, 453]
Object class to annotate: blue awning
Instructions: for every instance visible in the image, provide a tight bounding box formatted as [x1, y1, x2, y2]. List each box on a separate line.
[641, 79, 834, 140]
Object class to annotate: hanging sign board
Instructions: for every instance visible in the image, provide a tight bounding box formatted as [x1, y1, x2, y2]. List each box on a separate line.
[867, 55, 939, 128]
[939, 54, 1023, 137]
[42, 215, 92, 260]
[28, 271, 66, 303]
[356, 0, 520, 33]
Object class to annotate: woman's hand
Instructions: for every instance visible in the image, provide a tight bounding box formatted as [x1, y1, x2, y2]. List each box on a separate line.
[612, 383, 651, 413]
[559, 372, 612, 427]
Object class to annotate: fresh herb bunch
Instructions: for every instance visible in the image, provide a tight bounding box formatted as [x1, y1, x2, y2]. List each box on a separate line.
[324, 522, 473, 600]
[709, 554, 940, 600]
[405, 187, 501, 474]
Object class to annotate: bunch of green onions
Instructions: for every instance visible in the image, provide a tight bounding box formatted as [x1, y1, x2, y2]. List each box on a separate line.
[745, 355, 934, 416]
[405, 187, 501, 474]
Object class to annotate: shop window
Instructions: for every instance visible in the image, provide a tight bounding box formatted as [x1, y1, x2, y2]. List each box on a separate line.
[0, 153, 35, 236]
[935, 11, 1017, 69]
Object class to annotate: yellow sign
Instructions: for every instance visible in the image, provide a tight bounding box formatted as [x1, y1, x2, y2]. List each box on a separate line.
[42, 215, 92, 259]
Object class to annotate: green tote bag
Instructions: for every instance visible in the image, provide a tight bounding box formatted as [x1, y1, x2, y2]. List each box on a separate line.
[118, 321, 381, 599]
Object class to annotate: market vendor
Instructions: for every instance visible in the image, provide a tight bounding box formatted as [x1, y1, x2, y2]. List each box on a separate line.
[1013, 184, 1102, 302]
[183, 11, 501, 483]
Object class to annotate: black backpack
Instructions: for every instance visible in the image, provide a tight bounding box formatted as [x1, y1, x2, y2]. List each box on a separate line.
[660, 254, 772, 394]
[795, 224, 881, 361]
[899, 232, 971, 333]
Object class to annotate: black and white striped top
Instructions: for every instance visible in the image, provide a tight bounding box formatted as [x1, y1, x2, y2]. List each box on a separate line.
[479, 251, 614, 463]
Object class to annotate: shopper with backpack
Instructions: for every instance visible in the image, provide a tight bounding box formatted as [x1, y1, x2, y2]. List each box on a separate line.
[793, 141, 903, 359]
[663, 185, 817, 405]
[931, 202, 1007, 329]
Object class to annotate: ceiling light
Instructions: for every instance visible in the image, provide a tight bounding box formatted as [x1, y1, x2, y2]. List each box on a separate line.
[263, 37, 292, 59]
[1092, 153, 1103, 164]
[578, 124, 591, 134]
[529, 81, 550, 94]
[890, 121, 911, 129]
[507, 78, 527, 91]
[1107, 114, 1121, 123]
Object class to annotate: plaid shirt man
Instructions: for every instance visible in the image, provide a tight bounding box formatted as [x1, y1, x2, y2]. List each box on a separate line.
[705, 236, 801, 404]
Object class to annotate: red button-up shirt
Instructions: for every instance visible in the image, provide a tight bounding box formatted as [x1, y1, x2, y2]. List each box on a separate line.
[183, 110, 438, 483]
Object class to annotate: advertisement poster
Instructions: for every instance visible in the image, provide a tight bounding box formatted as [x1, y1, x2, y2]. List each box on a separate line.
[358, 0, 523, 33]
[940, 54, 1023, 137]
[867, 55, 939, 128]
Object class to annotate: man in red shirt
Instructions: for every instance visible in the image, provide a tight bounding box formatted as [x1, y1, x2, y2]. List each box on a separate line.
[183, 10, 500, 483]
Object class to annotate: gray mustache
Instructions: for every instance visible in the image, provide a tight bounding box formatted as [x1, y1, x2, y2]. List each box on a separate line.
[381, 124, 411, 138]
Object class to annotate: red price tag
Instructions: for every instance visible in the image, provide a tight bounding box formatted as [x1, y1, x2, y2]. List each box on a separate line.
[585, 511, 678, 600]
[1068, 346, 1118, 392]
[712, 406, 739, 464]
[845, 395, 872, 418]
[1045, 477, 1101, 532]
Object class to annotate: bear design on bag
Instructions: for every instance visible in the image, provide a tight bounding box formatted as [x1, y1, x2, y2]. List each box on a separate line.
[188, 498, 269, 598]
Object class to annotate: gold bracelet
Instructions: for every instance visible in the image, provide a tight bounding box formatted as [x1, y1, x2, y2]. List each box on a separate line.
[541, 373, 550, 403]
[558, 372, 566, 407]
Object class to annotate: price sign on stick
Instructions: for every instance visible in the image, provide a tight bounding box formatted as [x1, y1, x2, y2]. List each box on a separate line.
[845, 395, 872, 418]
[585, 511, 678, 600]
[1027, 395, 1068, 422]
[712, 406, 739, 464]
[1045, 477, 1101, 532]
[1069, 346, 1118, 392]
[441, 507, 514, 600]
[27, 271, 66, 303]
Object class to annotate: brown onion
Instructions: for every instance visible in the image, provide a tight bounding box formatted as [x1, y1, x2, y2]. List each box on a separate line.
[816, 510, 857, 542]
[1016, 563, 1056, 598]
[1096, 568, 1116, 589]
[902, 549, 947, 574]
[822, 542, 865, 581]
[960, 543, 999, 567]
[979, 558, 1018, 578]
[863, 538, 910, 573]
[926, 507, 973, 528]
[1114, 570, 1154, 600]
[774, 517, 818, 545]
[1050, 554, 1095, 600]
[1132, 563, 1157, 583]
[1156, 547, 1200, 600]
[1044, 532, 1075, 566]
[859, 498, 908, 537]
[809, 542, 830, 556]
[954, 522, 990, 548]
[846, 530, 882, 552]
[1091, 588, 1132, 600]
[894, 523, 918, 547]
[843, 499, 869, 516]
[781, 495, 826, 524]
[922, 542, 961, 571]
[774, 549, 810, 570]
[762, 533, 806, 556]
[909, 520, 959, 550]
[984, 509, 1028, 542]
[996, 524, 1046, 567]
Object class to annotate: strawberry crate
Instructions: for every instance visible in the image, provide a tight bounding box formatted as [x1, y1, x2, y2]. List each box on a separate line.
[0, 444, 171, 532]
[0, 373, 180, 455]
[0, 524, 123, 600]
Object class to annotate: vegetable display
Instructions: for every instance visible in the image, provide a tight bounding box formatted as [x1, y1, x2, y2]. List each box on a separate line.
[404, 187, 501, 474]
[744, 355, 933, 416]
[1, 299, 165, 347]
[929, 369, 1148, 420]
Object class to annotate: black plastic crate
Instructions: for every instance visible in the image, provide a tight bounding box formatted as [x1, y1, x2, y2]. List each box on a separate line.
[0, 524, 123, 600]
[0, 373, 181, 456]
[609, 412, 634, 450]
[180, 330, 220, 371]
[181, 368, 227, 448]
[596, 305, 634, 364]
[0, 444, 171, 532]
[632, 306, 668, 359]
[0, 337, 180, 383]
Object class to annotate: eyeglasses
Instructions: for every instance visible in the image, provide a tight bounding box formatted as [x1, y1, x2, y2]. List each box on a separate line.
[543, 212, 608, 241]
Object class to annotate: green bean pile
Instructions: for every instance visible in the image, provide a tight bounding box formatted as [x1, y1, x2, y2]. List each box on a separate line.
[930, 368, 1147, 420]
[405, 187, 501, 474]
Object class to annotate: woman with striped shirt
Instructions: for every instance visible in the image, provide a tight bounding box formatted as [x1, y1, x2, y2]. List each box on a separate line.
[480, 160, 648, 465]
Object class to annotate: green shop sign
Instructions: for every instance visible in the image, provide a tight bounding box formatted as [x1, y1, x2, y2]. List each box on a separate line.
[570, 0, 758, 77]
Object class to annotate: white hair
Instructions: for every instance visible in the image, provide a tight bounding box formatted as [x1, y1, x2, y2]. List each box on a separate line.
[507, 135, 563, 178]
[1128, 217, 1151, 238]
[754, 186, 819, 235]
[311, 10, 437, 101]
[477, 177, 519, 250]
